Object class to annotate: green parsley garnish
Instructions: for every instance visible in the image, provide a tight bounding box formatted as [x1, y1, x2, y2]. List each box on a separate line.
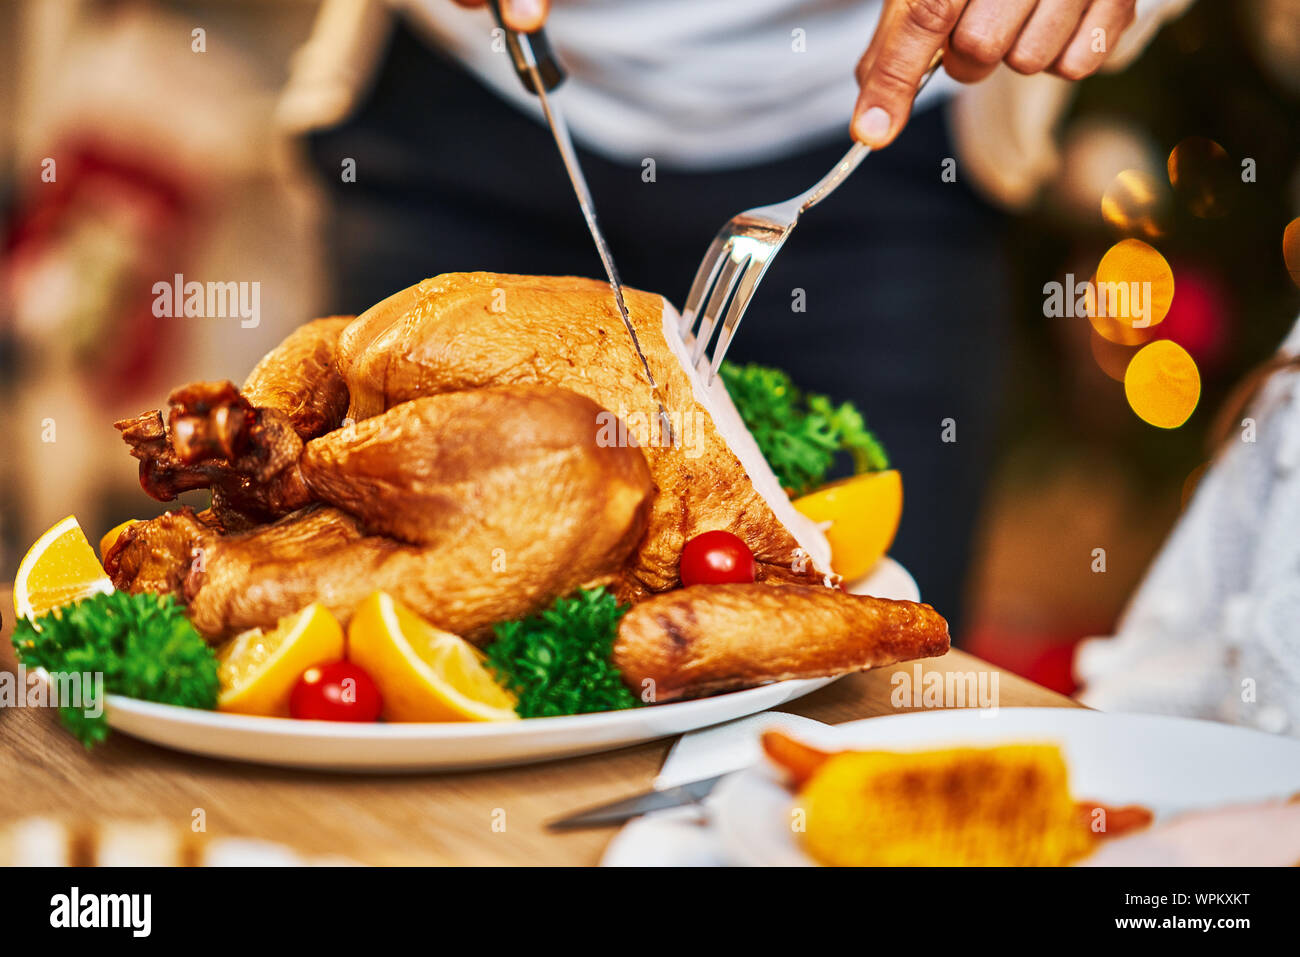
[12, 591, 218, 748]
[719, 361, 889, 496]
[484, 587, 640, 718]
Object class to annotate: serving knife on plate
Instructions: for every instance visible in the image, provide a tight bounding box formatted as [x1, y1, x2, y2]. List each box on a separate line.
[486, 2, 676, 446]
[548, 773, 727, 831]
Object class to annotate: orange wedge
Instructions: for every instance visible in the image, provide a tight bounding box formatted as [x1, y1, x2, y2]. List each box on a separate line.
[13, 516, 114, 622]
[217, 603, 345, 716]
[348, 592, 517, 722]
[793, 470, 903, 582]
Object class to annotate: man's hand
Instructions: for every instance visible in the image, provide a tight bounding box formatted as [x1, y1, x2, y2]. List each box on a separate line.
[853, 0, 1138, 148]
[454, 0, 549, 33]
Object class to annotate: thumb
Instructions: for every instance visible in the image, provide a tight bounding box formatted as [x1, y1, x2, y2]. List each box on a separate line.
[853, 0, 962, 148]
[502, 0, 550, 32]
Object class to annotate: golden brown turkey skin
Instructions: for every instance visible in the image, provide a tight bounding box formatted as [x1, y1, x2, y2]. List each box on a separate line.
[613, 583, 950, 701]
[241, 316, 353, 440]
[109, 387, 655, 641]
[104, 508, 212, 597]
[178, 506, 398, 638]
[298, 385, 652, 551]
[336, 273, 828, 594]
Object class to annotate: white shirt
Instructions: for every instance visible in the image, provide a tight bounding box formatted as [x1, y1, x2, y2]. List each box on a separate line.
[277, 1, 1194, 192]
[397, 0, 955, 169]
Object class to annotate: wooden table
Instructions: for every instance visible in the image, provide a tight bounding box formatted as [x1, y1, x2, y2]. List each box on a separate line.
[0, 586, 1077, 865]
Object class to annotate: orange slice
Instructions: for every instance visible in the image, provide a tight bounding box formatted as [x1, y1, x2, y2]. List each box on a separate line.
[217, 603, 345, 716]
[347, 592, 517, 722]
[793, 470, 903, 581]
[13, 516, 114, 622]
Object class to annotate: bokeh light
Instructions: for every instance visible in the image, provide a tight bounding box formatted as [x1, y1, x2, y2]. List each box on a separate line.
[1057, 117, 1164, 225]
[1181, 462, 1209, 511]
[1101, 169, 1171, 239]
[1124, 340, 1201, 429]
[1087, 239, 1175, 339]
[1089, 306, 1158, 346]
[1089, 329, 1137, 381]
[1167, 137, 1235, 218]
[1284, 217, 1300, 288]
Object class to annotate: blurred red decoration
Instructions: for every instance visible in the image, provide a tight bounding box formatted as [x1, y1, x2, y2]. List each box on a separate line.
[1027, 641, 1081, 697]
[1154, 263, 1229, 370]
[3, 139, 196, 403]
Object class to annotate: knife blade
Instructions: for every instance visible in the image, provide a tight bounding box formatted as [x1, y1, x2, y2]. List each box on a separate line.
[547, 773, 727, 831]
[486, 2, 676, 447]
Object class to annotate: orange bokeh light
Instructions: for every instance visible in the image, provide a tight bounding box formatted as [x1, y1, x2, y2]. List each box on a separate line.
[1284, 217, 1300, 288]
[1167, 137, 1234, 219]
[1101, 169, 1170, 239]
[1089, 306, 1159, 346]
[1089, 329, 1137, 381]
[1181, 462, 1209, 511]
[1124, 340, 1201, 429]
[1087, 240, 1175, 342]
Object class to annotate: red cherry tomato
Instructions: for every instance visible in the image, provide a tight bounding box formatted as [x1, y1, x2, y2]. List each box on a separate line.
[290, 660, 383, 722]
[679, 530, 756, 586]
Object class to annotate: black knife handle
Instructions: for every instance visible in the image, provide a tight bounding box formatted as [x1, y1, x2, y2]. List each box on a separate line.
[487, 1, 565, 94]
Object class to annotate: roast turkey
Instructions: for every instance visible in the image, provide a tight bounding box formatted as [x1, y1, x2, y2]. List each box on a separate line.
[109, 273, 947, 690]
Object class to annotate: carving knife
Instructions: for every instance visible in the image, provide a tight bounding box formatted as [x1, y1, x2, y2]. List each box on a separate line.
[486, 2, 676, 446]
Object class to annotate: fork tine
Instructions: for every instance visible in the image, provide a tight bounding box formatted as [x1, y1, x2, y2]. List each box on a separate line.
[680, 231, 729, 337]
[707, 252, 775, 381]
[690, 248, 750, 367]
[679, 59, 935, 374]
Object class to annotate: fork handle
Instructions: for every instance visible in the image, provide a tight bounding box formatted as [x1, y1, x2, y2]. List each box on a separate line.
[798, 50, 945, 214]
[487, 1, 565, 94]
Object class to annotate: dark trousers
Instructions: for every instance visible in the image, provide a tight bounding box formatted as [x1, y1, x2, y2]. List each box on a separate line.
[307, 20, 1011, 637]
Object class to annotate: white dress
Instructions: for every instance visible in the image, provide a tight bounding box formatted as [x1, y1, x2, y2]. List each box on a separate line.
[1075, 320, 1300, 738]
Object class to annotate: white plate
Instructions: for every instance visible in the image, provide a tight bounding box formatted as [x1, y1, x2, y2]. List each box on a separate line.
[103, 557, 920, 772]
[713, 708, 1300, 866]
